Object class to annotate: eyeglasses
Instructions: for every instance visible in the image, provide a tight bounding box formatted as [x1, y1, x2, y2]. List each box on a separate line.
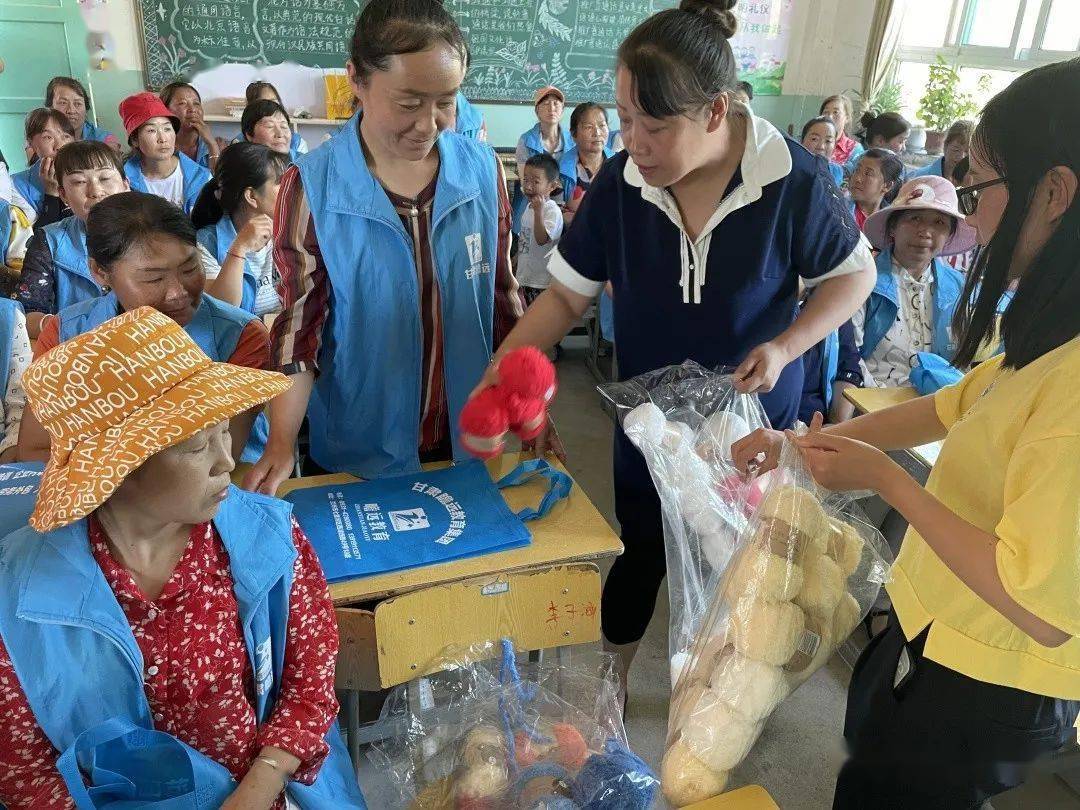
[956, 177, 1006, 216]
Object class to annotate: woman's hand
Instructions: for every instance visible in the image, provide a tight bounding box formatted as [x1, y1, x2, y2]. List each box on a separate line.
[732, 427, 785, 476]
[733, 340, 793, 394]
[789, 428, 902, 494]
[523, 417, 567, 464]
[39, 156, 59, 197]
[235, 214, 274, 254]
[242, 440, 295, 496]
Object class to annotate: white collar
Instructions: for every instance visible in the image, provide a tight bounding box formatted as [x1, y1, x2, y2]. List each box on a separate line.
[893, 258, 934, 287]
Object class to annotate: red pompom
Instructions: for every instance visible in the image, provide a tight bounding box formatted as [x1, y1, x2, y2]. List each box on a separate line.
[459, 388, 510, 459]
[498, 347, 557, 403]
[505, 393, 547, 441]
[552, 723, 588, 770]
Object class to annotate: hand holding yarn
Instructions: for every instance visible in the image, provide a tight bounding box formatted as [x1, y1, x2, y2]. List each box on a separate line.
[459, 348, 558, 459]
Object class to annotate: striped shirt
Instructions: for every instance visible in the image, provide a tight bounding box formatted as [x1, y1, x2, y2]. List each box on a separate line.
[270, 144, 522, 453]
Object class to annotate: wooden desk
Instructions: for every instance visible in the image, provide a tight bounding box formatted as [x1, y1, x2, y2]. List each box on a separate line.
[686, 785, 779, 809]
[843, 386, 942, 468]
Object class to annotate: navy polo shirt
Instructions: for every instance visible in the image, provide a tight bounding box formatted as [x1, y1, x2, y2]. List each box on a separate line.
[552, 114, 870, 433]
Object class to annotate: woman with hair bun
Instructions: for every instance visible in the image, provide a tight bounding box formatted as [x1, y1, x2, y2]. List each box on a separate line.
[469, 0, 876, 695]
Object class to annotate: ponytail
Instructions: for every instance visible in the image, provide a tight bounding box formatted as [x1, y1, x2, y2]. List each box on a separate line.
[190, 142, 288, 231]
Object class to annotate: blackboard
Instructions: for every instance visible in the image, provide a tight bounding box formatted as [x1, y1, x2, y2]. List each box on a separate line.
[136, 0, 789, 105]
[137, 0, 362, 89]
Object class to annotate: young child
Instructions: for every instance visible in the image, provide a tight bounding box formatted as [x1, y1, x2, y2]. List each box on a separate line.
[119, 92, 210, 215]
[0, 298, 30, 462]
[10, 108, 76, 224]
[191, 142, 288, 316]
[515, 153, 564, 305]
[17, 141, 128, 339]
[847, 147, 904, 231]
[801, 116, 844, 186]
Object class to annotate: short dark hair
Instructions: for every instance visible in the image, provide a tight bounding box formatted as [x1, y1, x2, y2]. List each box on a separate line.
[953, 58, 1080, 370]
[246, 80, 282, 105]
[801, 116, 836, 142]
[241, 99, 291, 138]
[45, 76, 91, 112]
[86, 191, 196, 272]
[54, 141, 125, 187]
[191, 142, 289, 228]
[570, 102, 606, 136]
[855, 147, 905, 203]
[617, 0, 738, 119]
[736, 80, 753, 101]
[25, 107, 76, 143]
[349, 0, 468, 83]
[524, 152, 560, 183]
[859, 111, 911, 146]
[951, 156, 969, 185]
[159, 81, 200, 107]
[945, 119, 975, 148]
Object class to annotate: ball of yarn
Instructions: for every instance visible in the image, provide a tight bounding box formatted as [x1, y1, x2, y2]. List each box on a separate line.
[794, 553, 844, 619]
[514, 762, 574, 809]
[709, 651, 789, 722]
[661, 740, 728, 808]
[506, 392, 548, 441]
[681, 689, 759, 772]
[514, 730, 557, 768]
[729, 596, 805, 666]
[623, 402, 667, 447]
[678, 447, 715, 490]
[688, 505, 725, 538]
[783, 614, 834, 679]
[679, 485, 713, 522]
[758, 485, 828, 555]
[499, 346, 556, 402]
[833, 591, 861, 640]
[528, 797, 579, 810]
[695, 410, 751, 463]
[828, 520, 865, 576]
[571, 739, 657, 810]
[662, 420, 695, 453]
[459, 388, 509, 459]
[455, 761, 508, 809]
[552, 723, 589, 770]
[411, 775, 455, 809]
[461, 725, 505, 768]
[725, 545, 804, 603]
[701, 526, 737, 572]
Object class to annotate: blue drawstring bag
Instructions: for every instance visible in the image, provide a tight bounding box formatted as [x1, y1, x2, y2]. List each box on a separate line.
[284, 459, 572, 581]
[911, 352, 964, 396]
[0, 462, 43, 539]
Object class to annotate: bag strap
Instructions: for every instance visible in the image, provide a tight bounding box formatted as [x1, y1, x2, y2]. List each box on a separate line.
[495, 459, 573, 522]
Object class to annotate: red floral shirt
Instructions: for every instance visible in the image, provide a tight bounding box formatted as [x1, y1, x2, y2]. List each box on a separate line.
[0, 515, 340, 809]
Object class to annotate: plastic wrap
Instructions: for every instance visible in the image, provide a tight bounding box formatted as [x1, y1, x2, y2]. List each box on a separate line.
[600, 363, 892, 807]
[367, 640, 658, 809]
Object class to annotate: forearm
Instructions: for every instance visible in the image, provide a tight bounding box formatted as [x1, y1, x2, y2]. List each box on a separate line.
[492, 283, 587, 362]
[224, 746, 299, 810]
[878, 468, 1070, 647]
[267, 372, 314, 449]
[776, 271, 874, 359]
[532, 206, 550, 246]
[205, 252, 247, 307]
[824, 394, 947, 450]
[229, 409, 257, 461]
[24, 313, 44, 341]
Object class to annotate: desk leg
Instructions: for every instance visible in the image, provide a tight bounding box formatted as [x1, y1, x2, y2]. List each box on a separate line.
[343, 689, 361, 770]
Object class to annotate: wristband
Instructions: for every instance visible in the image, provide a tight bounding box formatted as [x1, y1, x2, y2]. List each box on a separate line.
[227, 251, 247, 261]
[254, 755, 290, 786]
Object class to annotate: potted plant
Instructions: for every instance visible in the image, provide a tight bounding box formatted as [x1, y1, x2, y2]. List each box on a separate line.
[917, 56, 981, 154]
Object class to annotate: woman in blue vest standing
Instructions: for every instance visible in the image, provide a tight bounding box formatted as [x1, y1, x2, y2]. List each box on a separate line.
[243, 0, 522, 495]
[0, 307, 365, 808]
[854, 175, 977, 388]
[192, 142, 288, 316]
[17, 192, 270, 465]
[513, 86, 570, 231]
[470, 0, 875, 695]
[118, 92, 211, 215]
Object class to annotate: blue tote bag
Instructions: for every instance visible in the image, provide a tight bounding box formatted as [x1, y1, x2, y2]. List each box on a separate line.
[285, 459, 572, 582]
[0, 462, 43, 539]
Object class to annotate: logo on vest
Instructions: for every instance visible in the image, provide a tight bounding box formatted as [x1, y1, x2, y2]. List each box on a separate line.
[255, 637, 273, 696]
[464, 233, 490, 280]
[389, 508, 430, 532]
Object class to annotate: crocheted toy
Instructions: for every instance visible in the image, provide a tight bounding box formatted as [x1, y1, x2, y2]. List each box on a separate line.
[460, 347, 557, 458]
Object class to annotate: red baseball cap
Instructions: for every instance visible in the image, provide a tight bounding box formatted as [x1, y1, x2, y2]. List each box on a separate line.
[119, 92, 180, 138]
[533, 85, 564, 107]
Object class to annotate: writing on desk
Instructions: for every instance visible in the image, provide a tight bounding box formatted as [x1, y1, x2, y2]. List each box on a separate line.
[545, 601, 598, 625]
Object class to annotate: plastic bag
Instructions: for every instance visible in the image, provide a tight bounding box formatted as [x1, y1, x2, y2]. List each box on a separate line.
[598, 362, 773, 687]
[600, 362, 892, 806]
[366, 640, 659, 809]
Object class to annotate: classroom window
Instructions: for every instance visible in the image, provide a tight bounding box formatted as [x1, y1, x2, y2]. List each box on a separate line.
[1040, 0, 1080, 52]
[963, 0, 1023, 48]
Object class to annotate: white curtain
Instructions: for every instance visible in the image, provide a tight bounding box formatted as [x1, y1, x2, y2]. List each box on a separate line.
[861, 0, 908, 106]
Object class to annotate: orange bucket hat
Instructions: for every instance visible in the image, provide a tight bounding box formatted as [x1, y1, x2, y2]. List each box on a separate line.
[23, 307, 291, 533]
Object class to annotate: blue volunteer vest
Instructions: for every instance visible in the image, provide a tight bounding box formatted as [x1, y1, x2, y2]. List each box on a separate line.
[58, 291, 269, 462]
[455, 93, 485, 141]
[0, 298, 21, 421]
[42, 215, 101, 312]
[295, 112, 498, 478]
[911, 156, 945, 179]
[512, 122, 572, 233]
[196, 217, 259, 314]
[81, 120, 115, 144]
[0, 487, 366, 808]
[123, 152, 211, 214]
[820, 330, 840, 411]
[11, 167, 45, 217]
[558, 144, 614, 205]
[860, 248, 962, 361]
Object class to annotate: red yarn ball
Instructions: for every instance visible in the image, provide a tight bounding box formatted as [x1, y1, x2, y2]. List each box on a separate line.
[498, 347, 556, 403]
[552, 723, 589, 770]
[459, 388, 510, 459]
[505, 393, 547, 441]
